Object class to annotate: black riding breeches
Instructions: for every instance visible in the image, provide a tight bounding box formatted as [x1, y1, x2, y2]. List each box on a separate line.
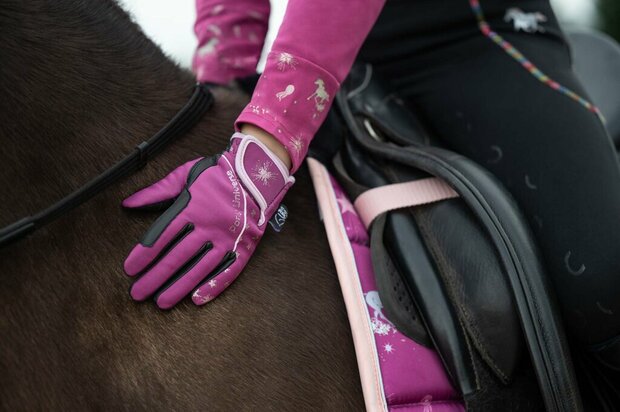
[359, 0, 620, 347]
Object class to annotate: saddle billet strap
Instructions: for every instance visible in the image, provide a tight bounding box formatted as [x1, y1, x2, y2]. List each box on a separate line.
[0, 83, 214, 248]
[336, 87, 582, 411]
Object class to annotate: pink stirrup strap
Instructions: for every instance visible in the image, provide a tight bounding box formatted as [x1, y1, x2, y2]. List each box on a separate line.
[354, 178, 459, 228]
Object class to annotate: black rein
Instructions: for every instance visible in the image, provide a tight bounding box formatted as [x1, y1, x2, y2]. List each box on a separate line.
[0, 83, 214, 248]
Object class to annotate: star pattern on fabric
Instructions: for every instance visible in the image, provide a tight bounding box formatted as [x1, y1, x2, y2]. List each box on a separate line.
[249, 104, 261, 115]
[370, 317, 393, 336]
[193, 290, 213, 304]
[276, 52, 298, 71]
[252, 161, 276, 186]
[289, 135, 304, 158]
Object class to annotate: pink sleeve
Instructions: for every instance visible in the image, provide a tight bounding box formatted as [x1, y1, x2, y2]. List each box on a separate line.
[193, 0, 270, 84]
[235, 0, 386, 172]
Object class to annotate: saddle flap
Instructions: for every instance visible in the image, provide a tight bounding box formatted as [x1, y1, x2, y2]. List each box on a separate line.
[329, 61, 581, 411]
[366, 163, 524, 384]
[411, 198, 523, 383]
[339, 67, 525, 382]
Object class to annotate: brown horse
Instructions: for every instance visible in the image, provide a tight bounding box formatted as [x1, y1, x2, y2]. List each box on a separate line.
[0, 1, 363, 409]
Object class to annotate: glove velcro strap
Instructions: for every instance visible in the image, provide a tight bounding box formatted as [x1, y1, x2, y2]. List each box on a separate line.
[233, 133, 295, 226]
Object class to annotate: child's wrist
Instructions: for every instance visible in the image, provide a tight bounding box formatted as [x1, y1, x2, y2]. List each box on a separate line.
[239, 124, 292, 170]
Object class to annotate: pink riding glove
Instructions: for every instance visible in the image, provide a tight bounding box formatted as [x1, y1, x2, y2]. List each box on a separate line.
[123, 132, 294, 309]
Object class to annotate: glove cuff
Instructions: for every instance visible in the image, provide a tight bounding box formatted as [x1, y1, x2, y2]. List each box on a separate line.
[230, 132, 295, 226]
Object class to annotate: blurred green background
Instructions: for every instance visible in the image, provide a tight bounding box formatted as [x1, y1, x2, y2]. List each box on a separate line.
[550, 0, 620, 41]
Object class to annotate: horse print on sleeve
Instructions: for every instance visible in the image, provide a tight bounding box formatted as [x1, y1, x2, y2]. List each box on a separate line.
[504, 8, 547, 33]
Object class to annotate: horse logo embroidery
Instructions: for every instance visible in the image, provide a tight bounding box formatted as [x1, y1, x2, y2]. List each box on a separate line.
[504, 8, 547, 33]
[276, 85, 295, 101]
[307, 79, 330, 113]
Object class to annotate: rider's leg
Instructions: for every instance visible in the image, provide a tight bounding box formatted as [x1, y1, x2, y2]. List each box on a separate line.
[362, 1, 620, 356]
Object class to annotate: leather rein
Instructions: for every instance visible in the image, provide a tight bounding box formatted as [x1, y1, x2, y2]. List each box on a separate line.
[0, 83, 214, 248]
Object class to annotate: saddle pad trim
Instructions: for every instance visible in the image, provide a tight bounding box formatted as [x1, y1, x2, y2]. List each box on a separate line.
[354, 178, 459, 228]
[307, 157, 389, 412]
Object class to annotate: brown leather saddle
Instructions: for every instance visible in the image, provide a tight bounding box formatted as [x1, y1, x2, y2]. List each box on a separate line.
[310, 30, 620, 412]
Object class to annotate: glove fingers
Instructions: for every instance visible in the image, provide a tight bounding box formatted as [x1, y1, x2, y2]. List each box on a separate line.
[129, 231, 209, 302]
[154, 248, 231, 310]
[124, 217, 193, 277]
[192, 253, 244, 306]
[122, 158, 202, 209]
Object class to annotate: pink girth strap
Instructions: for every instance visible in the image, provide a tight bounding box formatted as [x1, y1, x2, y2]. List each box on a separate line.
[353, 178, 459, 228]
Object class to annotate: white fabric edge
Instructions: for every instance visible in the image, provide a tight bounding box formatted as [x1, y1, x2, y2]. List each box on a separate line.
[307, 157, 388, 412]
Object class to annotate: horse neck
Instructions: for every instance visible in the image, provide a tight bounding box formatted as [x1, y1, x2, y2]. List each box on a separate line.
[0, 0, 196, 223]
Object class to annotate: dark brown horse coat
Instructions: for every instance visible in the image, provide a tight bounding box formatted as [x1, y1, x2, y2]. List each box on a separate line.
[0, 1, 363, 409]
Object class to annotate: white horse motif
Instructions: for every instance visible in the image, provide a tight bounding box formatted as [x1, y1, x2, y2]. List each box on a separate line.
[307, 79, 330, 112]
[364, 291, 390, 323]
[504, 8, 547, 33]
